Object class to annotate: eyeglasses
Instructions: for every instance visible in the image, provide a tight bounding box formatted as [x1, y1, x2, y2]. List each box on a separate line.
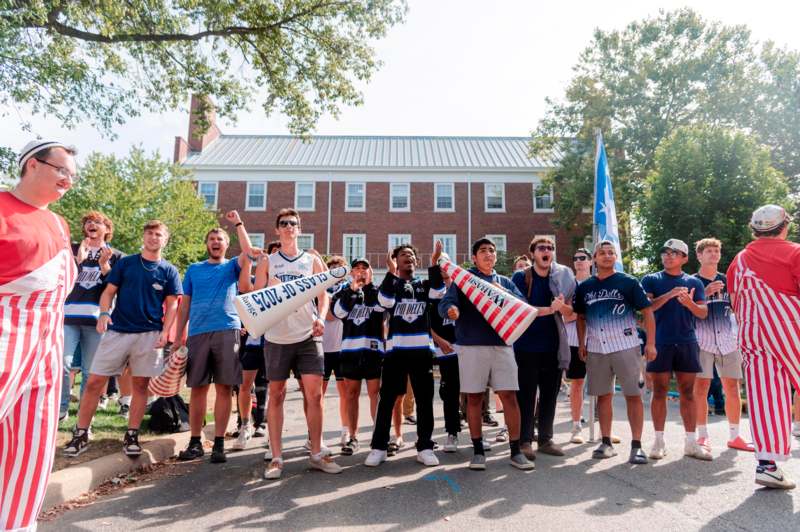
[278, 220, 299, 227]
[573, 255, 589, 262]
[660, 249, 683, 257]
[35, 158, 79, 182]
[535, 245, 554, 252]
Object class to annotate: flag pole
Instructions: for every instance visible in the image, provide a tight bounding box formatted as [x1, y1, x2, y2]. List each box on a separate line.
[587, 128, 602, 443]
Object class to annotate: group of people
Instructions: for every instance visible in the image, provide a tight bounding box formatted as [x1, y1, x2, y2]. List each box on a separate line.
[2, 140, 799, 532]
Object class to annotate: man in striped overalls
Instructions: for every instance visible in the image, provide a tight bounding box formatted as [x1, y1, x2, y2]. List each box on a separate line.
[1, 140, 78, 531]
[728, 205, 800, 489]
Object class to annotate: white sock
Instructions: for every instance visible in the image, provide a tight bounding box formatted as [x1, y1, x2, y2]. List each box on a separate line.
[729, 424, 739, 439]
[119, 395, 131, 406]
[697, 425, 708, 439]
[686, 432, 697, 444]
[655, 430, 665, 443]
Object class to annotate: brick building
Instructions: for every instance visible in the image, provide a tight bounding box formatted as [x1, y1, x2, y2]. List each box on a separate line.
[174, 97, 585, 269]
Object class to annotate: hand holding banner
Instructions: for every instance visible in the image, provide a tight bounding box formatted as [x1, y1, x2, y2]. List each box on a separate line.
[438, 258, 537, 345]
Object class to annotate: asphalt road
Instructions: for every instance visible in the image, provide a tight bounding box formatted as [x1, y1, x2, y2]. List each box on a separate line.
[42, 383, 800, 531]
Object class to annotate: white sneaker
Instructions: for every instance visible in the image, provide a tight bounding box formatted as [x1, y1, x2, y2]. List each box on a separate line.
[264, 449, 273, 462]
[264, 458, 283, 480]
[793, 424, 800, 438]
[649, 440, 667, 460]
[303, 439, 330, 454]
[570, 426, 584, 444]
[310, 452, 342, 474]
[98, 395, 109, 410]
[417, 449, 439, 466]
[340, 427, 349, 447]
[482, 438, 492, 451]
[495, 427, 508, 443]
[756, 465, 796, 489]
[233, 425, 252, 450]
[443, 433, 458, 453]
[684, 440, 713, 461]
[365, 449, 387, 467]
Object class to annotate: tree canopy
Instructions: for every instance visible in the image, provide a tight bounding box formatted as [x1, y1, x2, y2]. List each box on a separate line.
[51, 148, 219, 272]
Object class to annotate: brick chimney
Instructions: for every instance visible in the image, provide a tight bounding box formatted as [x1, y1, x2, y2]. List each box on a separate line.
[173, 136, 189, 164]
[172, 94, 221, 164]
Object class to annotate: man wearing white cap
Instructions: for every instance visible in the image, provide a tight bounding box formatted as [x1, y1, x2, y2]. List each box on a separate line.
[641, 238, 712, 461]
[0, 140, 78, 531]
[727, 205, 800, 489]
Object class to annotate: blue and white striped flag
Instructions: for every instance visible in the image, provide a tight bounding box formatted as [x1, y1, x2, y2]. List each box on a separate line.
[593, 131, 624, 272]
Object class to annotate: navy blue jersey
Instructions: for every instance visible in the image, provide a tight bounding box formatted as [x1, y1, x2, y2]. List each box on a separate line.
[332, 283, 386, 356]
[693, 273, 737, 355]
[641, 271, 705, 345]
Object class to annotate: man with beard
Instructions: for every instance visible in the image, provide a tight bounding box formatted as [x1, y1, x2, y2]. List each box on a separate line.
[65, 220, 182, 457]
[175, 211, 255, 463]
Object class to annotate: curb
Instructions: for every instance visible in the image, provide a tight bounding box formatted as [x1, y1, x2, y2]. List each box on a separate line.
[44, 424, 215, 511]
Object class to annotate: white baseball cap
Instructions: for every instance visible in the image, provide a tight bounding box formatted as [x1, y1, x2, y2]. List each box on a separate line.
[661, 238, 689, 255]
[750, 204, 790, 232]
[18, 139, 71, 169]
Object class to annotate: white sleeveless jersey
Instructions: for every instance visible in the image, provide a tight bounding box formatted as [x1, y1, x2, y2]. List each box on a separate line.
[265, 250, 318, 344]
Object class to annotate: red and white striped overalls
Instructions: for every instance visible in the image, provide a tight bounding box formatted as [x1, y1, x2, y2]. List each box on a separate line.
[732, 252, 800, 462]
[1, 223, 76, 531]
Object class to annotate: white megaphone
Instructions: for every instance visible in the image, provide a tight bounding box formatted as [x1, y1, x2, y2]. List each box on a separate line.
[438, 257, 537, 345]
[235, 265, 350, 337]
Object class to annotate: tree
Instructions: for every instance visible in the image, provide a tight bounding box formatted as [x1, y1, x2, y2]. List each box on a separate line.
[640, 126, 792, 272]
[531, 8, 800, 245]
[0, 0, 407, 171]
[52, 148, 219, 272]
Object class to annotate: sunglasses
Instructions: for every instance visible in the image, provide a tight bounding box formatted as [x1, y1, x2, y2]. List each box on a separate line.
[535, 245, 554, 252]
[278, 220, 299, 227]
[573, 255, 589, 262]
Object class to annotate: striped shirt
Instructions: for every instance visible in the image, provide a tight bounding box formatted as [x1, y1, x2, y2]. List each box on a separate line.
[693, 273, 738, 355]
[573, 272, 651, 354]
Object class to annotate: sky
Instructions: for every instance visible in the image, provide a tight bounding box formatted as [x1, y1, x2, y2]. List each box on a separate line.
[1, 0, 799, 163]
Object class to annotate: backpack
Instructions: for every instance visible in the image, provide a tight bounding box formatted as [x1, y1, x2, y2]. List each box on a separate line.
[147, 395, 190, 433]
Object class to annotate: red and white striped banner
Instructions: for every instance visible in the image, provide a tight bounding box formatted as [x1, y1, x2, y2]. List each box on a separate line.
[438, 259, 537, 345]
[148, 346, 188, 397]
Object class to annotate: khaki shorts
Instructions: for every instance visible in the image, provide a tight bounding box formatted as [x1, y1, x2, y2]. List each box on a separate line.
[90, 330, 164, 378]
[699, 349, 743, 379]
[456, 345, 518, 393]
[586, 346, 644, 397]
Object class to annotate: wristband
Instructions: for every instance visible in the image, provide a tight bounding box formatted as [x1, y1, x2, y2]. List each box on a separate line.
[235, 222, 243, 227]
[99, 311, 112, 318]
[247, 254, 258, 262]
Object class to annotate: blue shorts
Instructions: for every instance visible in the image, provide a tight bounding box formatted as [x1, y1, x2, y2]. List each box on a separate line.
[646, 342, 702, 374]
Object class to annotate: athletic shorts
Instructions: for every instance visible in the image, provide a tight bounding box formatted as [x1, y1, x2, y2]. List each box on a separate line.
[646, 342, 702, 374]
[586, 346, 644, 396]
[240, 344, 266, 372]
[456, 344, 518, 393]
[186, 329, 242, 387]
[265, 336, 324, 381]
[340, 350, 382, 381]
[90, 330, 164, 378]
[324, 351, 343, 381]
[699, 349, 743, 379]
[566, 345, 587, 380]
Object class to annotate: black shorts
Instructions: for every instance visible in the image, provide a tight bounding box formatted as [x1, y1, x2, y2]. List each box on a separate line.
[566, 345, 586, 380]
[339, 350, 382, 381]
[186, 329, 242, 387]
[240, 344, 266, 372]
[264, 336, 324, 381]
[646, 342, 702, 374]
[324, 351, 343, 381]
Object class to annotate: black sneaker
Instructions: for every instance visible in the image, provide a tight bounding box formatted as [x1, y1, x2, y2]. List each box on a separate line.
[118, 403, 130, 418]
[210, 445, 227, 463]
[404, 415, 417, 425]
[63, 429, 89, 457]
[341, 438, 359, 456]
[178, 441, 205, 461]
[122, 430, 142, 457]
[483, 413, 499, 427]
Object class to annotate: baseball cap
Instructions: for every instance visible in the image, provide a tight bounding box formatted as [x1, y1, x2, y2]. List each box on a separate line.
[350, 257, 370, 269]
[18, 140, 71, 169]
[661, 238, 689, 255]
[750, 204, 790, 232]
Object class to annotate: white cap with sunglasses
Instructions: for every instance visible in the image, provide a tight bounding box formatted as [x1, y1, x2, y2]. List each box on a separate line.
[661, 238, 689, 256]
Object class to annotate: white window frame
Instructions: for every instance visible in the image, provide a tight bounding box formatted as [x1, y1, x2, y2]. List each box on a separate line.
[533, 184, 555, 213]
[389, 183, 410, 212]
[245, 182, 267, 211]
[198, 181, 218, 210]
[248, 233, 265, 250]
[484, 234, 507, 252]
[294, 182, 316, 212]
[388, 234, 412, 250]
[434, 182, 455, 212]
[343, 234, 366, 263]
[345, 182, 366, 212]
[484, 183, 505, 212]
[297, 233, 315, 250]
[433, 234, 457, 260]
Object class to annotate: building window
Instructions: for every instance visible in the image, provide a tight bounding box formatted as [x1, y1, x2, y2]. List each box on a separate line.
[533, 184, 554, 212]
[434, 234, 457, 260]
[584, 235, 593, 251]
[248, 233, 265, 250]
[298, 233, 314, 250]
[343, 234, 366, 263]
[198, 181, 218, 210]
[484, 234, 507, 252]
[346, 183, 366, 211]
[434, 183, 454, 212]
[388, 234, 411, 250]
[390, 183, 410, 212]
[484, 183, 505, 212]
[245, 182, 267, 211]
[295, 182, 315, 211]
